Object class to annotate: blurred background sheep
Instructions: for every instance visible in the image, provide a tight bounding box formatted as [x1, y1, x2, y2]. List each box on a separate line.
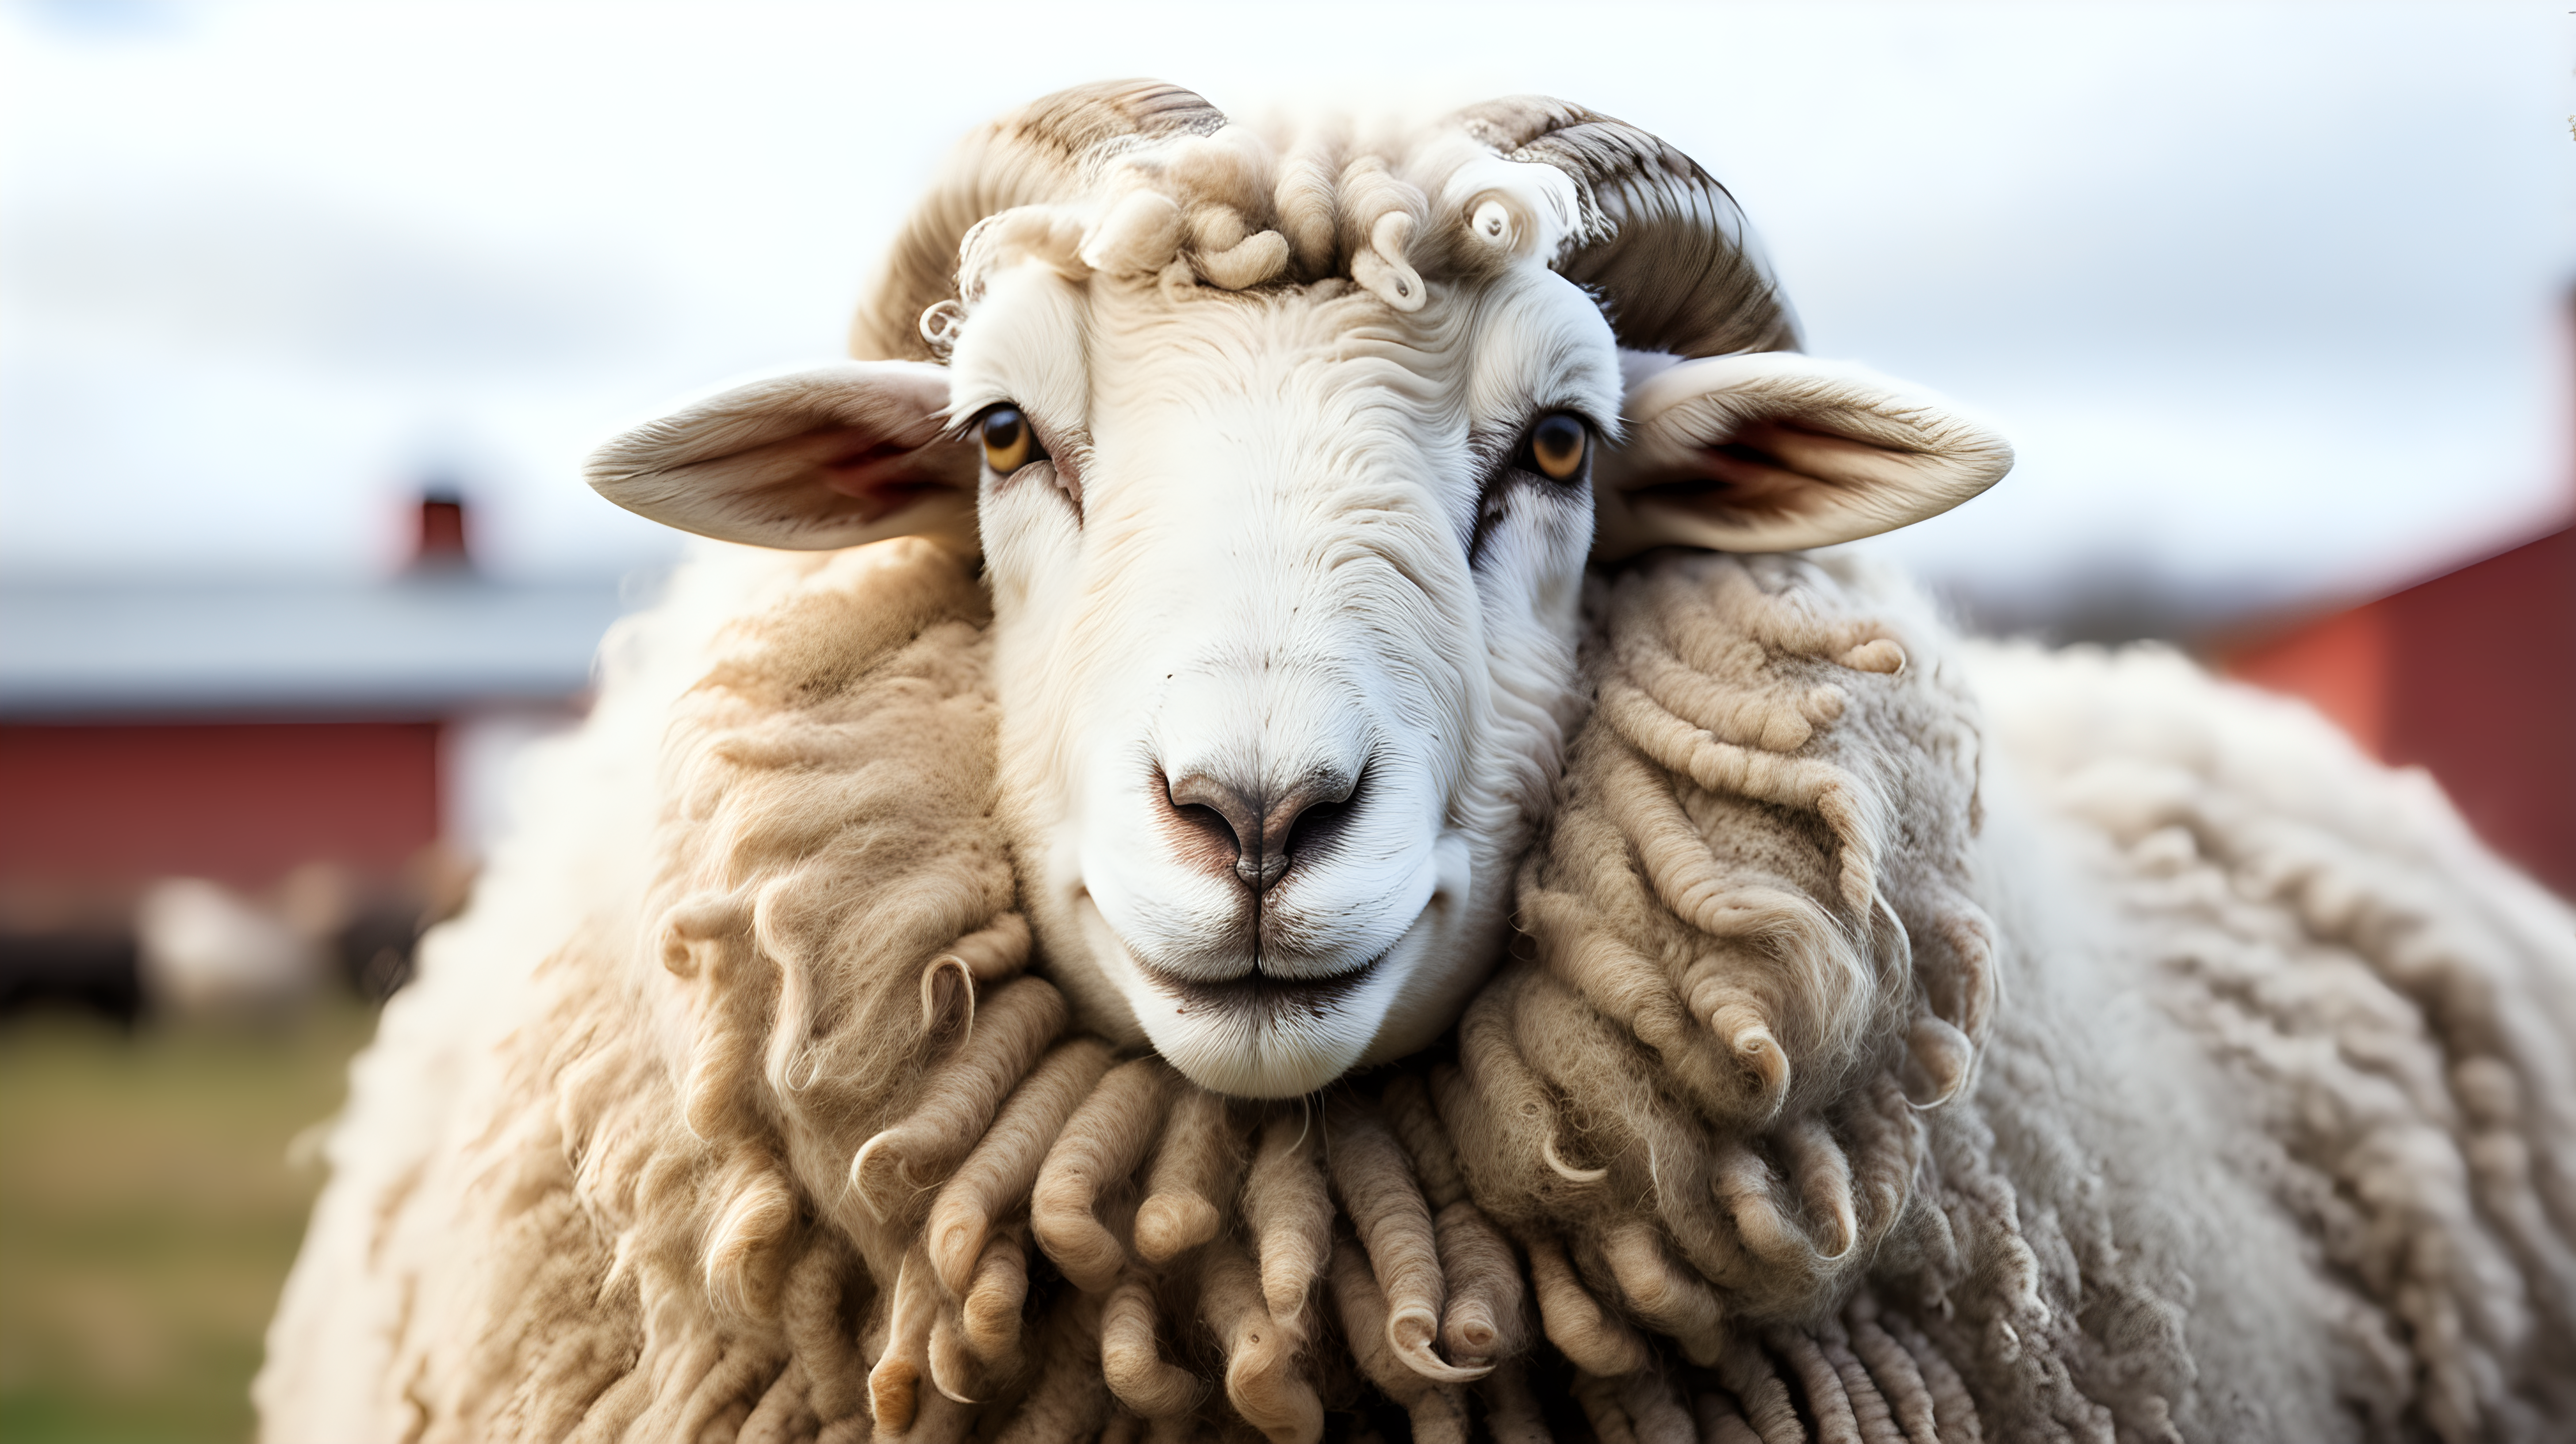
[0, 2, 2568, 1440]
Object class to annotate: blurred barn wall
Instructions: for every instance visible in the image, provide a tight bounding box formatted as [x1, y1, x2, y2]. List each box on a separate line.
[0, 721, 441, 891]
[2218, 522, 2576, 896]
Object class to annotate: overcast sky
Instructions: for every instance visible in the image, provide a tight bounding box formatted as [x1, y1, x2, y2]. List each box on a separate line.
[2, 0, 2569, 619]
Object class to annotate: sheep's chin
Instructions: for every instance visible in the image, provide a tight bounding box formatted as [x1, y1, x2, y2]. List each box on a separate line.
[1073, 897, 1420, 1098]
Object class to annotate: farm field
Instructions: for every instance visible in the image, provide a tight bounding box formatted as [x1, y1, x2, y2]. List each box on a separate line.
[0, 1002, 373, 1443]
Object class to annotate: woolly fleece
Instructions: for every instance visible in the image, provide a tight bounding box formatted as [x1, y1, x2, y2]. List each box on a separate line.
[257, 541, 2576, 1443]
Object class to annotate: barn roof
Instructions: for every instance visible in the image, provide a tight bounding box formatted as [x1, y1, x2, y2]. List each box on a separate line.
[0, 572, 634, 719]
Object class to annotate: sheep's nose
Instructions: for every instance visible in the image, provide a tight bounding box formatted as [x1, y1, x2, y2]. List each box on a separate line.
[1165, 768, 1359, 894]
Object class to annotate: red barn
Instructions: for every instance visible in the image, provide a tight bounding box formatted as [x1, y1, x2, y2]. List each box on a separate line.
[0, 498, 631, 1009]
[2215, 521, 2576, 897]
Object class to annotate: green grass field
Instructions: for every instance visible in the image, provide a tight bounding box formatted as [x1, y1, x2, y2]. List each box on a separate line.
[0, 1003, 376, 1444]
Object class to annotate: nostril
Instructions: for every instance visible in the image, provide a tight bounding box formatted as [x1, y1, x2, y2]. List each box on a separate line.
[1253, 771, 1362, 895]
[1165, 771, 1263, 879]
[1281, 789, 1356, 864]
[1171, 800, 1236, 849]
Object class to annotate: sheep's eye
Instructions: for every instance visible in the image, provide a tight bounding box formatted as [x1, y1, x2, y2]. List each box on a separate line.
[980, 405, 1041, 473]
[1527, 412, 1588, 481]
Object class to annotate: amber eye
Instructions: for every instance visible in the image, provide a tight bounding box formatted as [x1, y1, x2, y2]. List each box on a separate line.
[980, 405, 1039, 473]
[1527, 412, 1588, 481]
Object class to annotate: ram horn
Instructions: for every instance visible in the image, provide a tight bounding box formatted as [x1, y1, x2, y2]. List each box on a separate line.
[1453, 97, 1798, 360]
[850, 80, 1227, 362]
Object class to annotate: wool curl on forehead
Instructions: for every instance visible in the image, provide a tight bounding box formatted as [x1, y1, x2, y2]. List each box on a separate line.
[914, 122, 1579, 355]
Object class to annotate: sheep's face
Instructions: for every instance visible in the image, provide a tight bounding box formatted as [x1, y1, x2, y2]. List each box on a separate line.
[947, 246, 1619, 1096]
[586, 115, 2012, 1098]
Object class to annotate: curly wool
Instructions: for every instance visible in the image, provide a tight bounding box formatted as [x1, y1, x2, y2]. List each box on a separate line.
[260, 540, 1043, 1441]
[1445, 552, 1987, 1327]
[259, 541, 2576, 1443]
[1440, 556, 2576, 1441]
[863, 94, 1592, 366]
[1960, 640, 2576, 1440]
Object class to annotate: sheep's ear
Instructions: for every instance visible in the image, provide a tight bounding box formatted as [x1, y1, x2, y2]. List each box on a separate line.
[1591, 352, 2012, 561]
[585, 361, 979, 553]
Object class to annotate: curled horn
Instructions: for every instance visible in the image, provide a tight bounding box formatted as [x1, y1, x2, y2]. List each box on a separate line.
[1453, 97, 1798, 359]
[851, 80, 1228, 361]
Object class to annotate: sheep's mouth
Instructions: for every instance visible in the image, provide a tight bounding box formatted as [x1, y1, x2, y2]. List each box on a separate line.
[1150, 954, 1384, 1025]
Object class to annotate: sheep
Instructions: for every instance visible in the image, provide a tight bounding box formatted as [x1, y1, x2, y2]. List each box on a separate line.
[257, 80, 2576, 1443]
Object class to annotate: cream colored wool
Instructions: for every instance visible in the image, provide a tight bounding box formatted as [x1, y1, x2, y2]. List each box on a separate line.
[261, 539, 2576, 1442]
[260, 539, 1052, 1441]
[1445, 551, 1985, 1325]
[1429, 552, 2576, 1441]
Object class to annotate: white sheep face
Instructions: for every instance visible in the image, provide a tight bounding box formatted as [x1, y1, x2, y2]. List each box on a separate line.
[947, 250, 1621, 1096]
[584, 103, 2014, 1098]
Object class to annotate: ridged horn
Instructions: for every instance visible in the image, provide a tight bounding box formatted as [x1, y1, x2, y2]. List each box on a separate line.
[1453, 98, 1798, 359]
[850, 80, 1227, 362]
